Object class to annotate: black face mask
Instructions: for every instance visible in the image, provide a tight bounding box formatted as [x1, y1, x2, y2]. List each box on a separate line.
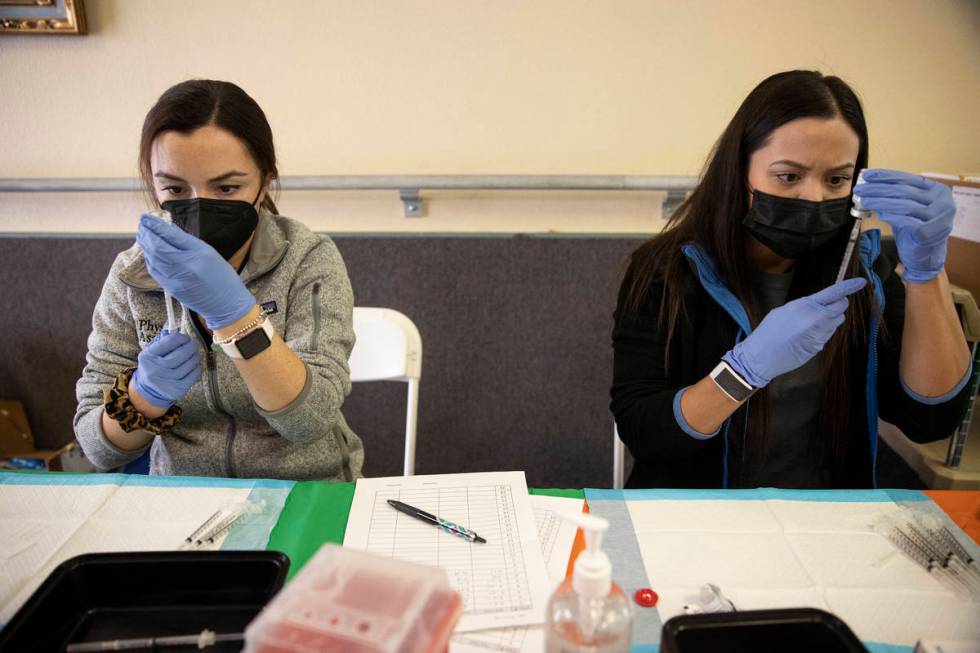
[742, 190, 852, 260]
[161, 191, 261, 260]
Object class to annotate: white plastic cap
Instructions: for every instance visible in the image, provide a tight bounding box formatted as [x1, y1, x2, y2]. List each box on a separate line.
[850, 195, 869, 218]
[557, 511, 612, 599]
[851, 170, 870, 218]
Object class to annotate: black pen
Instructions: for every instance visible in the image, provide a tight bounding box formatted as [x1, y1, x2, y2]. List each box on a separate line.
[387, 499, 487, 543]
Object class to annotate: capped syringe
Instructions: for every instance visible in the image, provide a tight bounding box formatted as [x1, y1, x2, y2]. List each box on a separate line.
[836, 171, 871, 284]
[144, 210, 180, 333]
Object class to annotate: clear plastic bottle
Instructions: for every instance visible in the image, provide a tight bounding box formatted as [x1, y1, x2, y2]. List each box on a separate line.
[545, 512, 633, 652]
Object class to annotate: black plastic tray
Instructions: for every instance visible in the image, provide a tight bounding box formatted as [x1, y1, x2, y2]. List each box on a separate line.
[660, 607, 868, 653]
[0, 551, 289, 653]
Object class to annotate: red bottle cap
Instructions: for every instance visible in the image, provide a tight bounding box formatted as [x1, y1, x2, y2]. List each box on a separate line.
[634, 588, 658, 607]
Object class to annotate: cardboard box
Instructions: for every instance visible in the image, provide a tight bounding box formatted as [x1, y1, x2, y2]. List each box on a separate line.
[0, 400, 82, 471]
[925, 175, 980, 303]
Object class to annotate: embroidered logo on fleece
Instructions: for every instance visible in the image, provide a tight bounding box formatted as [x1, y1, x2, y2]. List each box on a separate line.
[136, 319, 165, 345]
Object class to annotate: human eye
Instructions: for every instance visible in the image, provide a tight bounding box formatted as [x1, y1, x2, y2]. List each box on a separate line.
[160, 185, 185, 196]
[773, 172, 800, 185]
[217, 184, 241, 195]
[827, 175, 852, 188]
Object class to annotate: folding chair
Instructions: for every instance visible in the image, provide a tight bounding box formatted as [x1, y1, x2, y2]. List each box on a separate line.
[349, 308, 422, 476]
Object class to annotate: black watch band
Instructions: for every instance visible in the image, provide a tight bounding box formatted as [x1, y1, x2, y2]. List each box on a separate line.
[710, 361, 756, 403]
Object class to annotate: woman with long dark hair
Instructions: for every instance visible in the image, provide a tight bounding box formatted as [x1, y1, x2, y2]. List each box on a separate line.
[75, 80, 363, 481]
[612, 70, 970, 489]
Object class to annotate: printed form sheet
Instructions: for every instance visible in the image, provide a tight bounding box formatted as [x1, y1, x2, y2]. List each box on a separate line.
[343, 472, 552, 633]
[451, 494, 585, 653]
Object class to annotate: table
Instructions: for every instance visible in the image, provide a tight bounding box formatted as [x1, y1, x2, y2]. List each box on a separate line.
[267, 482, 980, 652]
[2, 473, 978, 651]
[265, 482, 978, 582]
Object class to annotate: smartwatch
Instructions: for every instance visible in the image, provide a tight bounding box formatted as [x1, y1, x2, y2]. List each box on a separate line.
[709, 361, 756, 403]
[215, 319, 275, 360]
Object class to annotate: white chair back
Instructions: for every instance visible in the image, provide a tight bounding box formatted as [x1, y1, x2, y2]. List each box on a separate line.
[613, 423, 626, 489]
[349, 307, 422, 475]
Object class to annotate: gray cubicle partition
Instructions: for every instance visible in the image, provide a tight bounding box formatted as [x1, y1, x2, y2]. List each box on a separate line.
[0, 233, 645, 487]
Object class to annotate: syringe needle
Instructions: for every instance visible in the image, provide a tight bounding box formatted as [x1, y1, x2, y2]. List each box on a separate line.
[164, 291, 177, 332]
[837, 170, 870, 284]
[835, 216, 863, 284]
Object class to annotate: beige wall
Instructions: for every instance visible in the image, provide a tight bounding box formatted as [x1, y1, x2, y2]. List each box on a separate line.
[1, 0, 978, 233]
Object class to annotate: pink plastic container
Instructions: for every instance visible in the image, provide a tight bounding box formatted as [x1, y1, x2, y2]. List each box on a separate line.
[244, 544, 462, 653]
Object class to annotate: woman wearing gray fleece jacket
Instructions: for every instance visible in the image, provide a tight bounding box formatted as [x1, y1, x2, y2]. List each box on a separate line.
[74, 80, 363, 482]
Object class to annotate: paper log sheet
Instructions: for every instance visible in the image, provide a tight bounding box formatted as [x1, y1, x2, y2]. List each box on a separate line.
[451, 494, 585, 653]
[343, 472, 552, 632]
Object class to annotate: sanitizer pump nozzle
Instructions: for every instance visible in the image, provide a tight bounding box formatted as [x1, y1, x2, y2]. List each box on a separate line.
[569, 512, 612, 600]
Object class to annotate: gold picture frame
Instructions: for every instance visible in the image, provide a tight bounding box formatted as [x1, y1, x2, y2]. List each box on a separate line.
[0, 0, 86, 34]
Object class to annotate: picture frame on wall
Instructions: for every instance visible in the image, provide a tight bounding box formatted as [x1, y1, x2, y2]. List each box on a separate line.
[0, 0, 86, 35]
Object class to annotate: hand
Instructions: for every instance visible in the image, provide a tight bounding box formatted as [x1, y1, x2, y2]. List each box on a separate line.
[137, 215, 256, 329]
[131, 330, 202, 409]
[722, 277, 868, 388]
[852, 169, 955, 284]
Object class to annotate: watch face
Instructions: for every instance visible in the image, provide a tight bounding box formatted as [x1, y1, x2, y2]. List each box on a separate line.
[236, 327, 272, 360]
[714, 367, 751, 402]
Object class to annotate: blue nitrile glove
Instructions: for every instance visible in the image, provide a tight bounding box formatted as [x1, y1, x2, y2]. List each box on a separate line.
[722, 277, 868, 389]
[137, 215, 256, 329]
[131, 330, 202, 409]
[852, 169, 956, 284]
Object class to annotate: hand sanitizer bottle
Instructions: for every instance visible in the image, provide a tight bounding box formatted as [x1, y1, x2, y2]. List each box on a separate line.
[546, 512, 633, 652]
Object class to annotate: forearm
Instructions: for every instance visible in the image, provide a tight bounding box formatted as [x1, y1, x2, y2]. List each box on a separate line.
[901, 271, 970, 396]
[679, 374, 744, 435]
[215, 305, 308, 412]
[99, 379, 165, 451]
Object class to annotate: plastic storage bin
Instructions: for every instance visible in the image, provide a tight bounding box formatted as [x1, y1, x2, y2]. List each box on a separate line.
[660, 608, 868, 653]
[244, 543, 462, 653]
[0, 551, 290, 653]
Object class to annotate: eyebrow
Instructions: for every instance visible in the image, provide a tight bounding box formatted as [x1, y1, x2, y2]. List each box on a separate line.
[768, 159, 855, 172]
[153, 170, 249, 184]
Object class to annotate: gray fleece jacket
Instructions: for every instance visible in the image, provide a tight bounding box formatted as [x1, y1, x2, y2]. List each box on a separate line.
[74, 211, 364, 481]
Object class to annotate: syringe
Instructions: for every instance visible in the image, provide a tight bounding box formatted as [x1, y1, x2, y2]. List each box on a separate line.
[875, 510, 980, 602]
[835, 171, 871, 284]
[145, 210, 180, 333]
[66, 629, 243, 652]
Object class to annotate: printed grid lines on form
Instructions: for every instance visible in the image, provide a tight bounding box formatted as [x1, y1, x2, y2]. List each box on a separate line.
[450, 505, 573, 652]
[366, 485, 532, 615]
[536, 509, 562, 565]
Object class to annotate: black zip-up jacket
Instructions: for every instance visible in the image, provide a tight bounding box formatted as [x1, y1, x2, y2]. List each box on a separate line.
[611, 230, 971, 489]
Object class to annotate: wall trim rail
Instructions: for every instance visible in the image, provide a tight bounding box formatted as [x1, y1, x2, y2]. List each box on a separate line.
[0, 175, 698, 217]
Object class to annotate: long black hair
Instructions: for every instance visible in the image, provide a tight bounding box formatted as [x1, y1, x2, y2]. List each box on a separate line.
[625, 70, 873, 477]
[139, 80, 280, 214]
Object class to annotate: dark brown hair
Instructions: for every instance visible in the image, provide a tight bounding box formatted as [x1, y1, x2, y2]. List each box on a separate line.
[625, 70, 874, 478]
[139, 80, 279, 213]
